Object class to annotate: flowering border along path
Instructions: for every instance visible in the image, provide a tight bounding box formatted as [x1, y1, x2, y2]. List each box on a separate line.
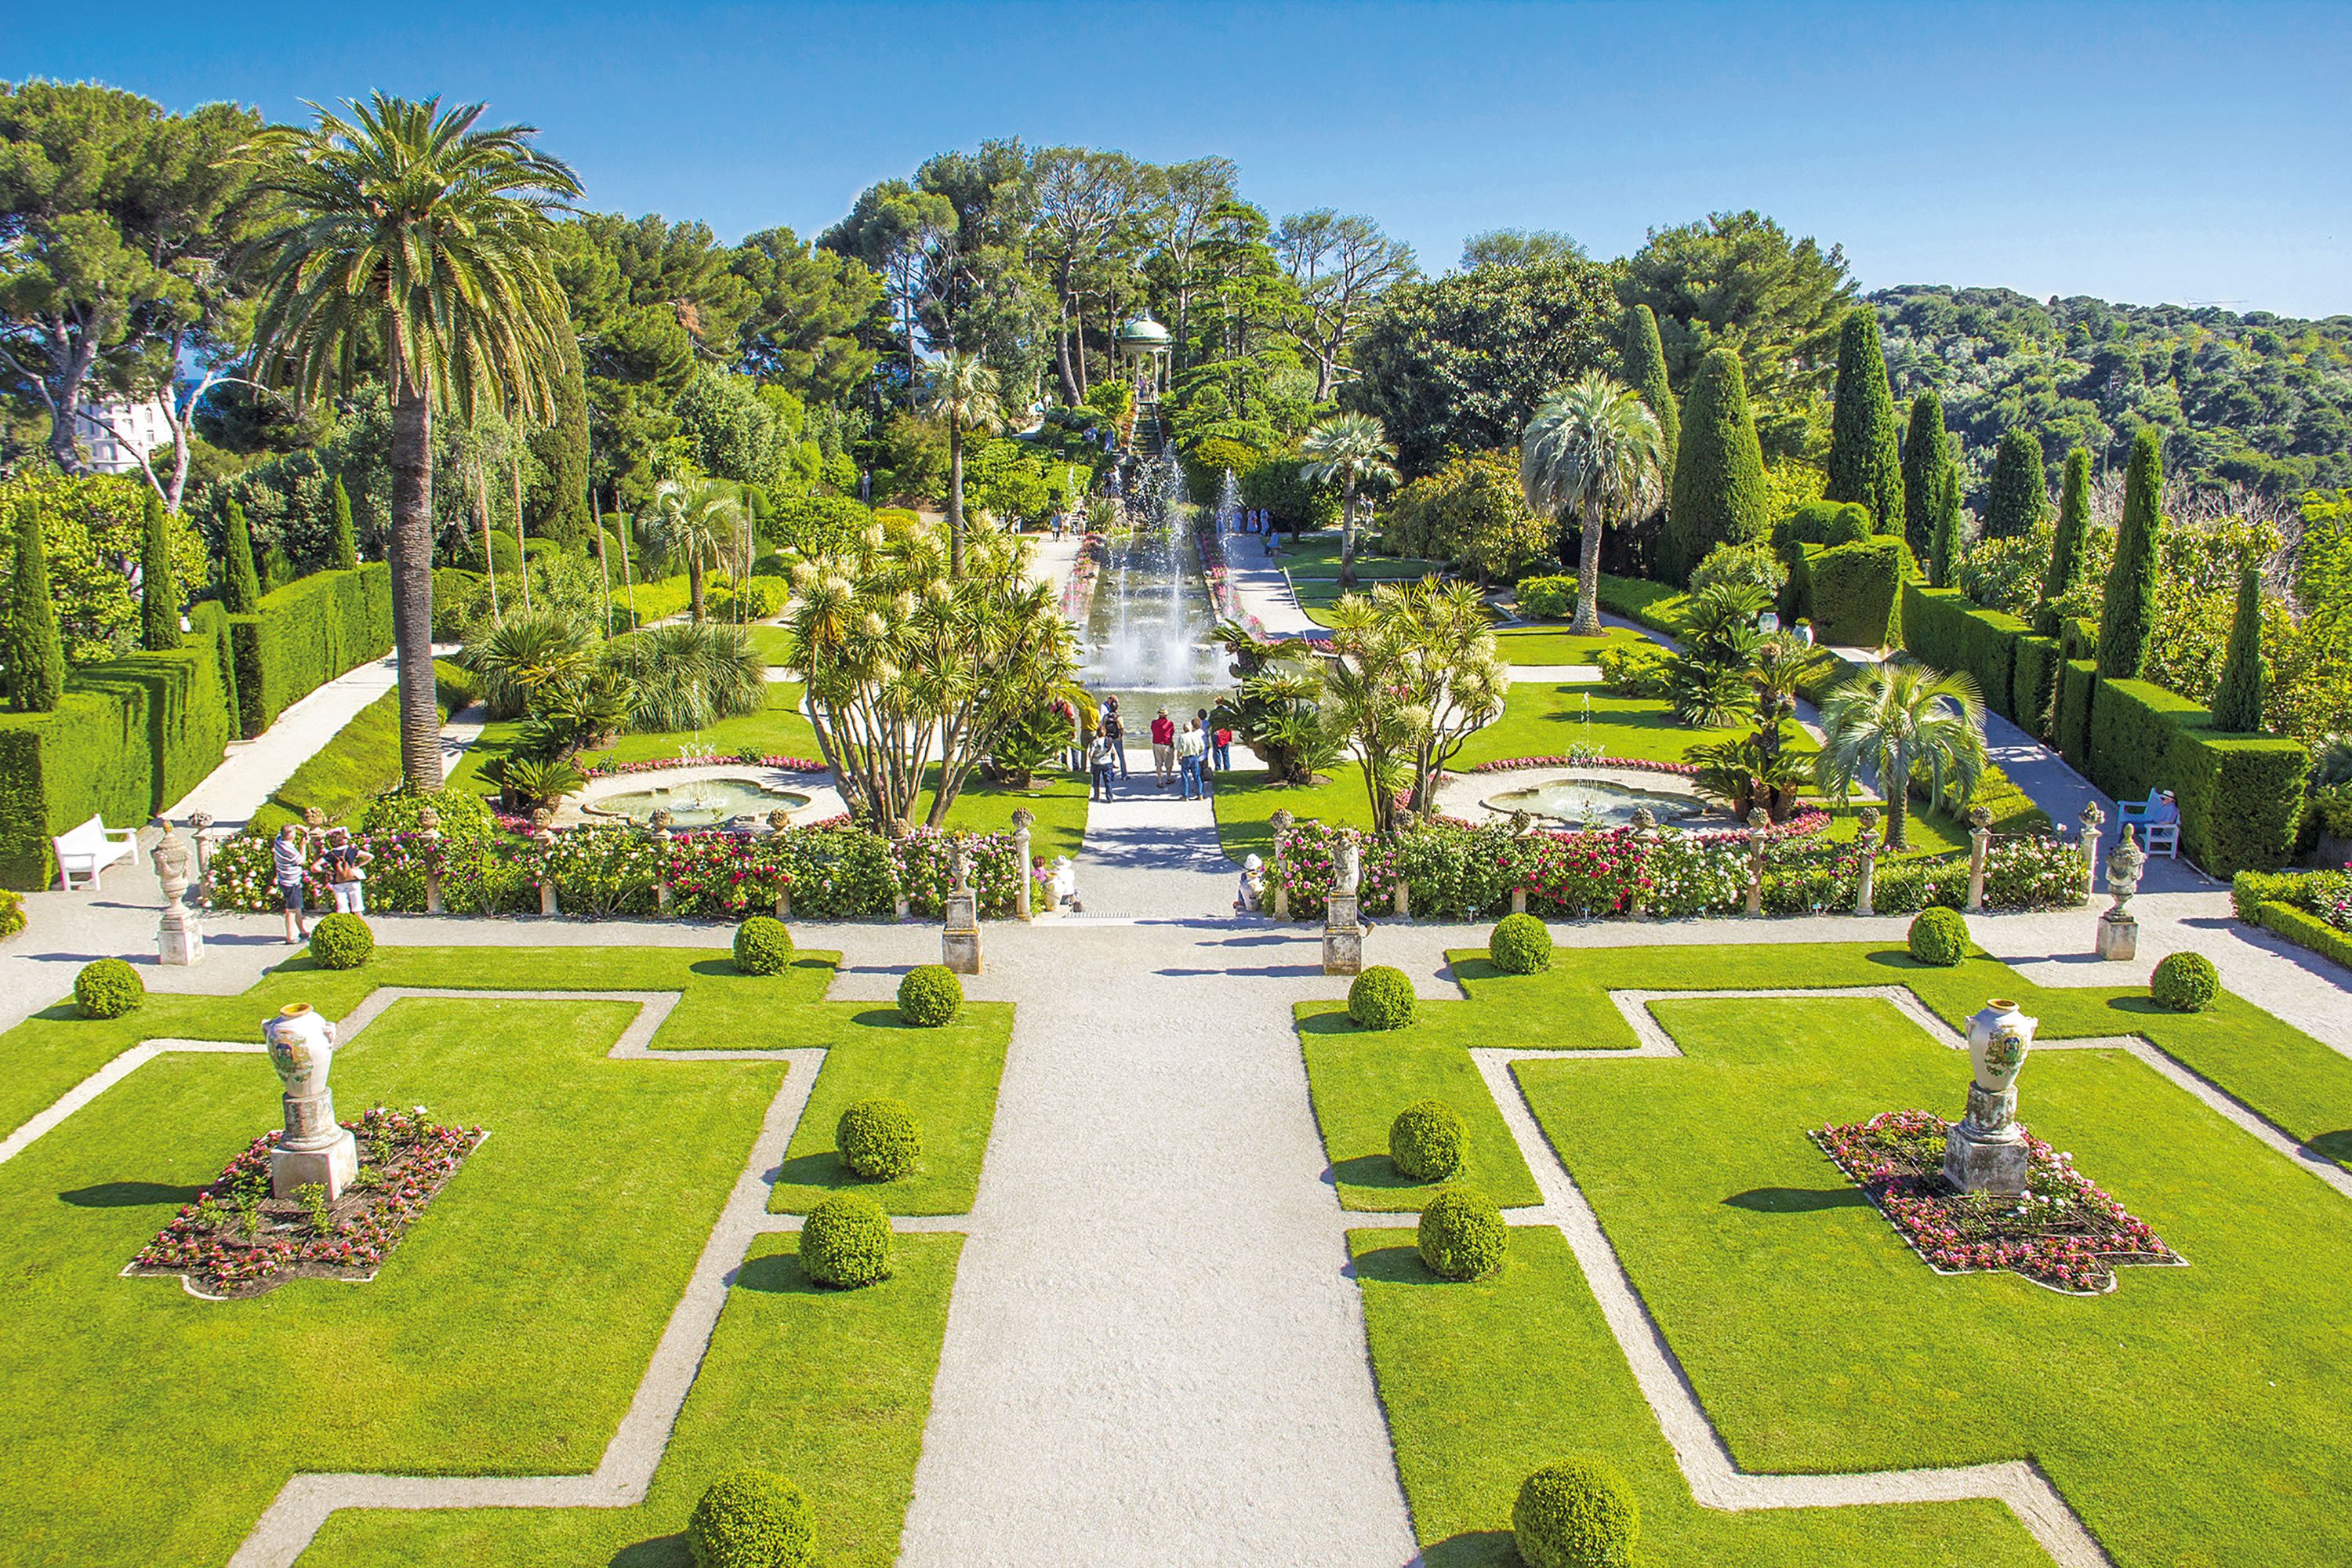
[129, 1106, 486, 1299]
[1812, 1109, 2179, 1294]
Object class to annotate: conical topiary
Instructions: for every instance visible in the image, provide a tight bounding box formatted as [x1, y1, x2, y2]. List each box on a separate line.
[1619, 303, 1678, 484]
[2096, 428, 2162, 678]
[2209, 563, 2269, 732]
[7, 499, 66, 712]
[1927, 464, 1965, 590]
[2034, 447, 2092, 637]
[330, 476, 358, 570]
[140, 490, 180, 651]
[1663, 347, 1768, 583]
[1982, 428, 2048, 542]
[1900, 392, 1947, 558]
[222, 496, 261, 613]
[1824, 308, 1904, 538]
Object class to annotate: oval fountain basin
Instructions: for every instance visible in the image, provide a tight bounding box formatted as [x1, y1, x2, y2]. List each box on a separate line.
[1482, 775, 1711, 829]
[586, 776, 813, 828]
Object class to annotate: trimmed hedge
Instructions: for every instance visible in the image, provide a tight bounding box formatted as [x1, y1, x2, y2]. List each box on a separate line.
[74, 957, 145, 1018]
[800, 1192, 893, 1287]
[897, 964, 964, 1026]
[686, 1468, 813, 1568]
[229, 564, 394, 736]
[2254, 900, 2352, 974]
[2086, 678, 2207, 808]
[1514, 1456, 1639, 1568]
[837, 1097, 920, 1181]
[2150, 951, 2219, 1012]
[1488, 912, 1552, 974]
[1389, 1100, 1469, 1181]
[1908, 907, 1970, 966]
[1594, 574, 1686, 637]
[1417, 1187, 1508, 1279]
[1901, 584, 2024, 720]
[1349, 965, 1417, 1029]
[1788, 537, 1906, 648]
[732, 915, 793, 975]
[2169, 729, 2309, 876]
[308, 913, 375, 969]
[2010, 633, 2061, 739]
[2055, 659, 2098, 772]
[1772, 499, 1871, 548]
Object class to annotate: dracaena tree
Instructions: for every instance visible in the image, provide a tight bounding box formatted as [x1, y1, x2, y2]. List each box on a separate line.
[1519, 372, 1664, 637]
[1321, 577, 1504, 831]
[240, 93, 581, 791]
[785, 513, 1078, 833]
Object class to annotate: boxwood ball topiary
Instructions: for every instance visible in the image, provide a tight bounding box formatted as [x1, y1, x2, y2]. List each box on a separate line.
[800, 1192, 894, 1287]
[1489, 912, 1553, 975]
[837, 1097, 921, 1181]
[308, 913, 375, 971]
[74, 957, 145, 1019]
[1348, 964, 1416, 1030]
[686, 1466, 814, 1568]
[1417, 1186, 1508, 1280]
[897, 964, 964, 1027]
[2151, 950, 2220, 1012]
[1513, 1456, 1639, 1568]
[733, 915, 793, 975]
[1389, 1100, 1468, 1181]
[1907, 906, 1969, 967]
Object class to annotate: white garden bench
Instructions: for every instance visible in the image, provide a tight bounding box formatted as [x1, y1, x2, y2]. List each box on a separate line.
[52, 815, 138, 891]
[2115, 789, 2181, 859]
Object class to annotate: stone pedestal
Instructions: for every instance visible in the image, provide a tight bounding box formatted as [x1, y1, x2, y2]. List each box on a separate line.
[271, 1124, 358, 1202]
[2095, 911, 2139, 961]
[943, 890, 982, 974]
[1323, 892, 1362, 975]
[1940, 1114, 2029, 1197]
[158, 905, 205, 966]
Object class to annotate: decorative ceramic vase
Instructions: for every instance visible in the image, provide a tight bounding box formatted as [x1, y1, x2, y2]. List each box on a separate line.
[1965, 998, 2036, 1094]
[265, 1003, 343, 1152]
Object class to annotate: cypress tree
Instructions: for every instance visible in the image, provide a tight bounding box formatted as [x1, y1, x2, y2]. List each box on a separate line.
[7, 500, 65, 713]
[2034, 448, 2092, 636]
[1619, 303, 1678, 481]
[1928, 463, 1965, 590]
[2209, 562, 2269, 731]
[140, 492, 180, 651]
[330, 477, 358, 570]
[1900, 392, 1947, 558]
[1824, 307, 1904, 537]
[1983, 429, 2049, 541]
[1664, 347, 1768, 583]
[2096, 427, 2163, 678]
[222, 497, 261, 613]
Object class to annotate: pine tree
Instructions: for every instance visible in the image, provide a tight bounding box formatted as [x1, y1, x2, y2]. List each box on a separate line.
[1982, 429, 2049, 541]
[7, 500, 65, 713]
[223, 497, 261, 613]
[1824, 307, 1904, 537]
[2096, 428, 2163, 678]
[330, 477, 359, 570]
[1900, 392, 1947, 558]
[1663, 347, 1768, 582]
[1928, 463, 1965, 590]
[2034, 447, 2092, 636]
[1619, 303, 1678, 482]
[140, 492, 180, 651]
[2209, 562, 2269, 731]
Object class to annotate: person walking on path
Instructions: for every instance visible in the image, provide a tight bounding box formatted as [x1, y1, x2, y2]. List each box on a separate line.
[1150, 707, 1177, 788]
[273, 823, 312, 943]
[1193, 710, 1218, 796]
[1213, 720, 1234, 771]
[1089, 728, 1121, 802]
[1176, 720, 1207, 800]
[1102, 697, 1129, 779]
[314, 826, 373, 915]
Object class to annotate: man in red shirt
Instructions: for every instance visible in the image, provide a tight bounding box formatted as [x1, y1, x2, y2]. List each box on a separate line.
[1149, 707, 1177, 788]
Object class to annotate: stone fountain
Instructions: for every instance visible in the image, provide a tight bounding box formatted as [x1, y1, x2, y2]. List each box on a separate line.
[264, 1003, 358, 1201]
[1942, 998, 2039, 1196]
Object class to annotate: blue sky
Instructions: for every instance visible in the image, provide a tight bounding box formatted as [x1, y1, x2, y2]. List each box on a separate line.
[16, 1, 2350, 316]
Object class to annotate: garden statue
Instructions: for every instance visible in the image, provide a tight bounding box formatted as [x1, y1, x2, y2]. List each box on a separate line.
[1943, 998, 2039, 1196]
[2096, 825, 2144, 961]
[263, 1003, 358, 1201]
[1324, 833, 1363, 976]
[187, 808, 216, 880]
[943, 840, 982, 974]
[1965, 804, 1994, 912]
[2078, 801, 2106, 894]
[1010, 809, 1036, 920]
[151, 819, 202, 966]
[1269, 809, 1294, 920]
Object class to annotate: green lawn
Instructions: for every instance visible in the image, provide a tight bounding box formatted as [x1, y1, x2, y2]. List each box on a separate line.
[1298, 1004, 1541, 1211]
[742, 623, 796, 666]
[923, 765, 1091, 861]
[1334, 942, 2352, 1566]
[0, 946, 989, 1566]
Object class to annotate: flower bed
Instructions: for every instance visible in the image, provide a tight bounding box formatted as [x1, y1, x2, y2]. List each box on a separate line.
[1813, 1109, 2177, 1295]
[129, 1105, 484, 1299]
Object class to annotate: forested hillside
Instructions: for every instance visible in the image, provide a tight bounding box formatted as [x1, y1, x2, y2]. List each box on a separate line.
[1873, 285, 2352, 495]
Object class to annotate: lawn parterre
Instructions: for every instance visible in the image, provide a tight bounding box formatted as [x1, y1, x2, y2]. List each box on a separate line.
[0, 946, 993, 1566]
[1325, 942, 2352, 1566]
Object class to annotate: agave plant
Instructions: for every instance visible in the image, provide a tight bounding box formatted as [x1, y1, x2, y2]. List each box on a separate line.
[479, 752, 586, 812]
[604, 622, 766, 734]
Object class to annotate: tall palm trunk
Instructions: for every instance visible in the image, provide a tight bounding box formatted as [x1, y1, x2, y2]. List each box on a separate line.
[1885, 736, 1910, 850]
[688, 556, 705, 622]
[511, 445, 530, 612]
[1572, 506, 1605, 636]
[1339, 477, 1360, 587]
[389, 382, 443, 791]
[948, 423, 966, 579]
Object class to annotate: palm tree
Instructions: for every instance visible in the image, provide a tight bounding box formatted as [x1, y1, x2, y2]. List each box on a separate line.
[1519, 372, 1664, 637]
[637, 477, 746, 622]
[1299, 412, 1396, 587]
[1814, 662, 1988, 851]
[241, 94, 580, 792]
[924, 352, 1003, 579]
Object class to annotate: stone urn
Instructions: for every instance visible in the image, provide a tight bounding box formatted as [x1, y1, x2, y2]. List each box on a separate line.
[264, 1003, 358, 1200]
[1965, 998, 2037, 1098]
[1944, 998, 2039, 1196]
